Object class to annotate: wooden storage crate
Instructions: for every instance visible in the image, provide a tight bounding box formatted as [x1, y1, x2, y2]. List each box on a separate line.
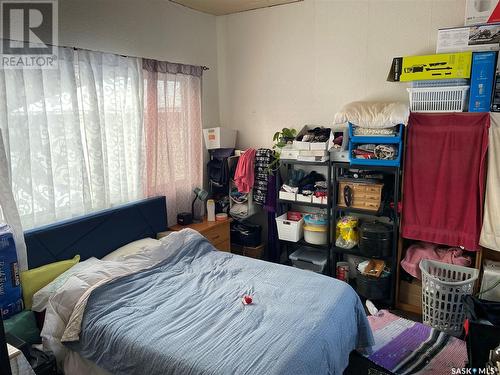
[337, 181, 383, 212]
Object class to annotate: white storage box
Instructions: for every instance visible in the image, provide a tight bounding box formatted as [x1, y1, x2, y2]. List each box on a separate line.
[312, 195, 327, 205]
[276, 213, 303, 242]
[407, 86, 469, 112]
[296, 193, 312, 203]
[279, 190, 296, 201]
[280, 149, 299, 160]
[293, 125, 334, 151]
[289, 247, 328, 273]
[203, 127, 237, 150]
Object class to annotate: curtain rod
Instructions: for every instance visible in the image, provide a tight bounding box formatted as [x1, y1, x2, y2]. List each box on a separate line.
[0, 38, 209, 71]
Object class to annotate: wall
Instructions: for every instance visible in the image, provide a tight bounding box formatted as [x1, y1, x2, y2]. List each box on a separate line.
[59, 0, 220, 130]
[216, 0, 466, 149]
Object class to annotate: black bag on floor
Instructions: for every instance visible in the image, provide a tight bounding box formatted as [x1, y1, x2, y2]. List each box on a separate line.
[463, 295, 500, 369]
[230, 221, 261, 247]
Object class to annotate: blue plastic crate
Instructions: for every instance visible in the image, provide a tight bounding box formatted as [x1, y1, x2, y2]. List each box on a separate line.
[348, 123, 403, 144]
[348, 123, 403, 167]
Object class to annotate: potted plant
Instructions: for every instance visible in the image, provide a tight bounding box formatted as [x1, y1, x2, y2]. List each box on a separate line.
[267, 127, 297, 174]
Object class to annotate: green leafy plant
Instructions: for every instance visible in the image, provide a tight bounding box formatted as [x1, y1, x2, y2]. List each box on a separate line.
[267, 127, 297, 174]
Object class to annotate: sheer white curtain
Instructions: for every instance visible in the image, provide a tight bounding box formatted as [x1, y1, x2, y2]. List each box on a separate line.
[0, 47, 144, 230]
[143, 60, 203, 226]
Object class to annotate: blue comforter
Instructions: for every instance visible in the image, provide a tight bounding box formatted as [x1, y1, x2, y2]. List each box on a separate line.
[67, 230, 373, 375]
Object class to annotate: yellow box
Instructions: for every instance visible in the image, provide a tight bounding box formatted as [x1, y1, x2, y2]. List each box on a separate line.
[400, 52, 472, 81]
[388, 52, 473, 82]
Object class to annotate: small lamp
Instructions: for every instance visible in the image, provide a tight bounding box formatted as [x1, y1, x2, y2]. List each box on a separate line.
[191, 187, 208, 223]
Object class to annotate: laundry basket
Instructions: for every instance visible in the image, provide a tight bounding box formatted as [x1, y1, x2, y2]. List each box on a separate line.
[407, 86, 469, 112]
[419, 259, 479, 336]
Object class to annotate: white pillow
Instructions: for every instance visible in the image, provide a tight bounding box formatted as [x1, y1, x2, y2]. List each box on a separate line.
[101, 238, 160, 261]
[32, 257, 100, 312]
[334, 101, 409, 128]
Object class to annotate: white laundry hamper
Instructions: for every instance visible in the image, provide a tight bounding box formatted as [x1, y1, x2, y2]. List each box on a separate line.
[419, 259, 479, 336]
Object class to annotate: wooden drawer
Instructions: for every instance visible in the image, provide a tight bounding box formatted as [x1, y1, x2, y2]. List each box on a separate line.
[202, 222, 229, 246]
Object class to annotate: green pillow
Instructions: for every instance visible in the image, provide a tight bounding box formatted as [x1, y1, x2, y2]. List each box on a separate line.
[20, 255, 80, 310]
[4, 310, 40, 345]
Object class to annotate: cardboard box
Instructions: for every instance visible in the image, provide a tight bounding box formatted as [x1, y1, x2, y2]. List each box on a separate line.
[387, 52, 473, 82]
[203, 127, 237, 150]
[298, 150, 329, 157]
[466, 0, 500, 26]
[399, 280, 422, 309]
[437, 24, 500, 53]
[469, 51, 497, 112]
[491, 49, 500, 111]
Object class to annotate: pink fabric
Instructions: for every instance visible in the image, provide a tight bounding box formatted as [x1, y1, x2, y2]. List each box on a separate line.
[143, 69, 203, 226]
[234, 149, 256, 193]
[401, 242, 472, 279]
[401, 113, 489, 251]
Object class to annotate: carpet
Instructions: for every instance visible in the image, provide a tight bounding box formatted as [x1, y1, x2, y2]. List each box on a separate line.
[362, 310, 467, 375]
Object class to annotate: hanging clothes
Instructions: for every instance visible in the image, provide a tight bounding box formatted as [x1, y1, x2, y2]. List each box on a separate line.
[480, 113, 500, 251]
[234, 148, 256, 193]
[264, 172, 280, 263]
[401, 113, 489, 251]
[253, 148, 273, 205]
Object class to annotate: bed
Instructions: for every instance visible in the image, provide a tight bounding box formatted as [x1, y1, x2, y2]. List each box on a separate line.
[26, 197, 374, 375]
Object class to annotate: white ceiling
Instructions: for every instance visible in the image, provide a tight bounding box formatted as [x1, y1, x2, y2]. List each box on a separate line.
[170, 0, 302, 16]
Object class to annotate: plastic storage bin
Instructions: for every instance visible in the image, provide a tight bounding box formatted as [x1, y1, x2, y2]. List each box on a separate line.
[419, 259, 479, 336]
[203, 127, 237, 149]
[348, 123, 403, 167]
[407, 86, 469, 112]
[358, 221, 392, 257]
[289, 247, 327, 273]
[276, 213, 304, 242]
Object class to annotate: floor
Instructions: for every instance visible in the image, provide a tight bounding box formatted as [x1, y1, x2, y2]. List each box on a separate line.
[343, 308, 422, 375]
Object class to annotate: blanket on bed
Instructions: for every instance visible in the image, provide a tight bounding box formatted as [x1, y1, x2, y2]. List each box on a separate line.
[47, 229, 372, 375]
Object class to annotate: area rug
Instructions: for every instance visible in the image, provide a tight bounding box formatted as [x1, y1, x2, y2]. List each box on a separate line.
[362, 310, 467, 375]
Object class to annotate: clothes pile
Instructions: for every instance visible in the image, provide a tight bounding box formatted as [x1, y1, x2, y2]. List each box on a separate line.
[281, 170, 327, 198]
[296, 127, 331, 143]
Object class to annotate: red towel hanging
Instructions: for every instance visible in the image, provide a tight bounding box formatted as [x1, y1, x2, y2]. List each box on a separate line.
[401, 112, 489, 251]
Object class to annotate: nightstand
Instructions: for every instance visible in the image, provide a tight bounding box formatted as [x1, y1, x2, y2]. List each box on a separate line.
[163, 217, 232, 252]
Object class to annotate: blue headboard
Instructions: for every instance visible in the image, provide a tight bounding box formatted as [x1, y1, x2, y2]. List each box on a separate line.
[24, 196, 167, 269]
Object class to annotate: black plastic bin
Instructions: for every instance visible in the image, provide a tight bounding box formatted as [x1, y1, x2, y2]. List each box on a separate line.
[230, 221, 262, 247]
[358, 221, 392, 257]
[356, 270, 391, 300]
[463, 295, 500, 369]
